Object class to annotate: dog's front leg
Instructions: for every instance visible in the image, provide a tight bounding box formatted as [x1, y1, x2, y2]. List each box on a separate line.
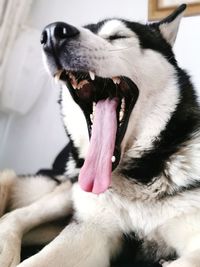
[17, 220, 121, 267]
[0, 181, 72, 267]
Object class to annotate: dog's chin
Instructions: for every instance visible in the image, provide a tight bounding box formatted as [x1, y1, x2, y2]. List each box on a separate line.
[55, 69, 139, 171]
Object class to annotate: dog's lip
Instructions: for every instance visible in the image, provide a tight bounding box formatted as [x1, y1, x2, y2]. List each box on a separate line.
[55, 69, 139, 170]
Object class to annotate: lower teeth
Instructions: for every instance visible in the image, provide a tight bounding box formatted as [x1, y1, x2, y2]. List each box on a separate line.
[111, 156, 116, 163]
[119, 98, 125, 122]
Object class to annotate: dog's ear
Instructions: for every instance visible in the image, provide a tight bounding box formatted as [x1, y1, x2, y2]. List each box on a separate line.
[156, 4, 186, 46]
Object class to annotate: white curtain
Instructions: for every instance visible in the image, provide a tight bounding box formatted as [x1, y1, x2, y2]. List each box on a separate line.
[0, 0, 32, 88]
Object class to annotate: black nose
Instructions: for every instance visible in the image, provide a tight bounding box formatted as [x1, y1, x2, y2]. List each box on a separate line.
[41, 22, 79, 50]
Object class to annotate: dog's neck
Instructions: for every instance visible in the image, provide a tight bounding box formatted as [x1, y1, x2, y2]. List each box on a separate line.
[121, 53, 180, 157]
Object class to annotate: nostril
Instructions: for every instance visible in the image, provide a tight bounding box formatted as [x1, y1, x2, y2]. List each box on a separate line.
[54, 25, 68, 39]
[40, 30, 48, 45]
[54, 23, 79, 39]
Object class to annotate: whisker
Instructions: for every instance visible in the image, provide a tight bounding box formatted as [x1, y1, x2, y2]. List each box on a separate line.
[118, 55, 133, 68]
[108, 46, 135, 52]
[74, 43, 135, 53]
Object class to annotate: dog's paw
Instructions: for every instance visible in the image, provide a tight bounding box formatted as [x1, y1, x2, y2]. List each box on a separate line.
[160, 259, 173, 267]
[0, 216, 21, 267]
[165, 258, 196, 267]
[0, 169, 16, 187]
[0, 231, 21, 267]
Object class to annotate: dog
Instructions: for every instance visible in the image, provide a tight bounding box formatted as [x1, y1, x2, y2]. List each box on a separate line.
[1, 4, 200, 267]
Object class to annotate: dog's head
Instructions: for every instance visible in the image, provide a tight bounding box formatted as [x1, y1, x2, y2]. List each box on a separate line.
[41, 5, 186, 194]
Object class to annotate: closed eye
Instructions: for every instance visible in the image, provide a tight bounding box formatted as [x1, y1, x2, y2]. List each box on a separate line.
[107, 35, 128, 41]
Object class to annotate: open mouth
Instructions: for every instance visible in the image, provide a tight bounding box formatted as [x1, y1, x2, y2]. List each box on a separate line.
[56, 70, 139, 194]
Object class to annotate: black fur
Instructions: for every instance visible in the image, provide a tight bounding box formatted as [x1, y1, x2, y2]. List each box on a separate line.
[59, 92, 85, 171]
[38, 143, 70, 177]
[159, 4, 186, 24]
[121, 68, 200, 186]
[86, 18, 178, 66]
[84, 15, 200, 188]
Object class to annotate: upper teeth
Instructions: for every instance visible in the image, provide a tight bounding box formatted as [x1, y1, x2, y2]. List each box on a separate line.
[69, 72, 78, 89]
[67, 71, 121, 90]
[55, 70, 122, 88]
[54, 70, 63, 82]
[89, 71, 95, 81]
[119, 98, 125, 122]
[77, 80, 89, 90]
[112, 77, 121, 84]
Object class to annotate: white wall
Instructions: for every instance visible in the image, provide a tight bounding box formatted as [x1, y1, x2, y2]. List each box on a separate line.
[175, 15, 200, 91]
[28, 0, 148, 29]
[0, 0, 148, 174]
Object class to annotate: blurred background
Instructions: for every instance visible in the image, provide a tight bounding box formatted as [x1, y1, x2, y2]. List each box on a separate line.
[0, 0, 199, 174]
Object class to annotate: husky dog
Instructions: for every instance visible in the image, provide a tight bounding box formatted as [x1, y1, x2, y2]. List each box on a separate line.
[1, 4, 200, 267]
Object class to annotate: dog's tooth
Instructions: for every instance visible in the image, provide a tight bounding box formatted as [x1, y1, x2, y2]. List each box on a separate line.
[112, 77, 120, 85]
[111, 156, 116, 163]
[69, 72, 79, 89]
[89, 71, 95, 81]
[77, 80, 89, 89]
[92, 102, 96, 116]
[71, 81, 78, 90]
[119, 110, 124, 122]
[54, 70, 63, 82]
[69, 72, 77, 82]
[90, 103, 96, 124]
[121, 98, 125, 110]
[90, 114, 94, 123]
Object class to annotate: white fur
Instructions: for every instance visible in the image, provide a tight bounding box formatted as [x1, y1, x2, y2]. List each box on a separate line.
[9, 184, 200, 267]
[159, 11, 184, 46]
[65, 155, 81, 178]
[0, 170, 17, 215]
[0, 180, 72, 266]
[17, 221, 121, 267]
[10, 175, 57, 209]
[61, 83, 89, 159]
[166, 134, 200, 188]
[72, 184, 200, 237]
[98, 19, 136, 40]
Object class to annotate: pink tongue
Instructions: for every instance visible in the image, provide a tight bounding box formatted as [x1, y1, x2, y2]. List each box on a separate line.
[78, 98, 118, 194]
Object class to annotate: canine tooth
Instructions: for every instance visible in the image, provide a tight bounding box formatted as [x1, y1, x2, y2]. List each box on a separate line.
[89, 71, 95, 81]
[54, 70, 63, 82]
[112, 77, 120, 85]
[111, 156, 116, 163]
